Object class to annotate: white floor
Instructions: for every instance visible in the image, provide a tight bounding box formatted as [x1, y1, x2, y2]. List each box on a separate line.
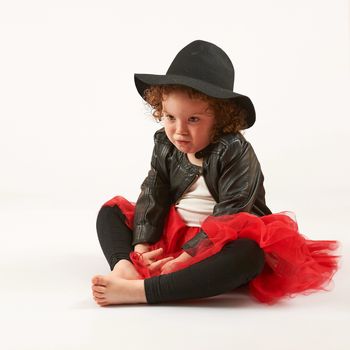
[1, 201, 349, 350]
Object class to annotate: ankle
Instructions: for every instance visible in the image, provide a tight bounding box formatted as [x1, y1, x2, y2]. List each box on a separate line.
[132, 280, 147, 303]
[110, 255, 132, 269]
[113, 259, 132, 269]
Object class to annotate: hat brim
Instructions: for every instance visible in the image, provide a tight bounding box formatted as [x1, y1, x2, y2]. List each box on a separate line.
[134, 73, 256, 129]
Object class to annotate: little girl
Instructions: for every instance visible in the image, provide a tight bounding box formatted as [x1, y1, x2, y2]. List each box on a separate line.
[91, 40, 340, 306]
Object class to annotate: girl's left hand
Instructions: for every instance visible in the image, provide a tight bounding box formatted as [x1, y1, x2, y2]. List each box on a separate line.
[160, 252, 192, 275]
[160, 257, 179, 275]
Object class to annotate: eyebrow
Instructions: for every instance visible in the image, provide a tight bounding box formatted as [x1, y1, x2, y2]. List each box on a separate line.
[163, 109, 210, 115]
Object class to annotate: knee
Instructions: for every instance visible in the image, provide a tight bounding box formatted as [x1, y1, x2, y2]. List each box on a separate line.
[98, 203, 125, 219]
[96, 204, 126, 233]
[223, 238, 265, 276]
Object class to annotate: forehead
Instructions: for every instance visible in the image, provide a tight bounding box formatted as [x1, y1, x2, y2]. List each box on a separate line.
[162, 91, 213, 115]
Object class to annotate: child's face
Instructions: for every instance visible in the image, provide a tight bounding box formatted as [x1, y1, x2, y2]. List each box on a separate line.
[161, 91, 215, 156]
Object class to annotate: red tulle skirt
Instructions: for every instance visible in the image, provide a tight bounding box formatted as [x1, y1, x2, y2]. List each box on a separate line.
[103, 195, 340, 305]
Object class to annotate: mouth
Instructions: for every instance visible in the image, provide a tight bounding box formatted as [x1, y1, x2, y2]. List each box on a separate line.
[175, 140, 190, 145]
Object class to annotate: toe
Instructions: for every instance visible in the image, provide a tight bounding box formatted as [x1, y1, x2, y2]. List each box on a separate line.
[99, 301, 109, 306]
[91, 275, 99, 284]
[96, 298, 109, 306]
[92, 275, 108, 286]
[93, 291, 104, 298]
[92, 285, 106, 293]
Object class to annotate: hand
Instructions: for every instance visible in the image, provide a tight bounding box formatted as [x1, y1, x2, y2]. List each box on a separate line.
[160, 251, 192, 275]
[140, 247, 174, 273]
[134, 243, 151, 254]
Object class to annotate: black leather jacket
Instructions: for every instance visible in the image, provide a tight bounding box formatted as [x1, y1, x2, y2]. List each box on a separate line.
[132, 128, 272, 255]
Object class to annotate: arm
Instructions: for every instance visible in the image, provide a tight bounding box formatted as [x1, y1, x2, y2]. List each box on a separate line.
[212, 140, 263, 216]
[132, 133, 172, 246]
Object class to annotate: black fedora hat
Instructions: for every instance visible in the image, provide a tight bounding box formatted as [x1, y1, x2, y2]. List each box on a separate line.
[134, 40, 256, 129]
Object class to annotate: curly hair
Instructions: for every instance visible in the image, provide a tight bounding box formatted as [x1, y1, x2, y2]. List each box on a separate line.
[142, 84, 248, 142]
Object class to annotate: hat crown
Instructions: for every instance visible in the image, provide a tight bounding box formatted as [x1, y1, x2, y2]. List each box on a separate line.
[166, 40, 235, 90]
[134, 39, 256, 129]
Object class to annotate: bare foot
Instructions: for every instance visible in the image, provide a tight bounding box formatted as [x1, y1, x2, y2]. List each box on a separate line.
[91, 274, 147, 306]
[109, 259, 141, 280]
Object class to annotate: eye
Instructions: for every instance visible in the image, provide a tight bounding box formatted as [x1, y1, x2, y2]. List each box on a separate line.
[165, 114, 175, 121]
[161, 114, 175, 123]
[188, 116, 200, 123]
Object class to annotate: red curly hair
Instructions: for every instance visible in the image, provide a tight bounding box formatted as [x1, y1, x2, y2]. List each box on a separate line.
[142, 84, 248, 142]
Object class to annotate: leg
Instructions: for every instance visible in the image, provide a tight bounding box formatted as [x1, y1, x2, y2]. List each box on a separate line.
[92, 205, 144, 305]
[144, 238, 265, 304]
[92, 238, 265, 306]
[95, 205, 140, 281]
[96, 205, 133, 270]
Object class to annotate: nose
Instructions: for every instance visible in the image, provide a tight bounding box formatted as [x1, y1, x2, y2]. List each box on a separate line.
[175, 120, 189, 135]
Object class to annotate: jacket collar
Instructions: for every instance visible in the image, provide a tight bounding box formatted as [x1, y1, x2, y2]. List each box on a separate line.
[194, 142, 217, 159]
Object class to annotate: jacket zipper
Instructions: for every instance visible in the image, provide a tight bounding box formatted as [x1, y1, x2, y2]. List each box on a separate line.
[174, 169, 202, 205]
[202, 169, 219, 203]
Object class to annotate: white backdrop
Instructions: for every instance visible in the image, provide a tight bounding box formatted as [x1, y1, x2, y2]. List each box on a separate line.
[1, 1, 349, 230]
[0, 1, 349, 349]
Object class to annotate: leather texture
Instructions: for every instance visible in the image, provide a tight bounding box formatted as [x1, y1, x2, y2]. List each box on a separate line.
[132, 128, 272, 255]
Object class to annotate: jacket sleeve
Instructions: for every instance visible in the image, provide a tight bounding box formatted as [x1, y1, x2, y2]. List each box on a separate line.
[182, 230, 214, 256]
[212, 139, 263, 216]
[182, 139, 262, 256]
[132, 135, 172, 247]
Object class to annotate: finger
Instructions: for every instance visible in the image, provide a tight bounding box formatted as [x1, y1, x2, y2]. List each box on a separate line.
[160, 267, 171, 275]
[142, 248, 164, 264]
[149, 257, 174, 271]
[160, 263, 170, 273]
[160, 264, 173, 275]
[144, 247, 163, 259]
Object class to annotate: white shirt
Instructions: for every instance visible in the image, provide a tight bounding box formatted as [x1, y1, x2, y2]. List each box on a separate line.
[175, 175, 217, 227]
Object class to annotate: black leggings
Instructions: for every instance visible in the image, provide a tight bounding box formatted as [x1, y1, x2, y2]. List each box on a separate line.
[96, 205, 265, 304]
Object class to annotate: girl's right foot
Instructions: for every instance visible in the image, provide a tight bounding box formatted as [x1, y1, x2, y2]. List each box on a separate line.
[91, 275, 147, 306]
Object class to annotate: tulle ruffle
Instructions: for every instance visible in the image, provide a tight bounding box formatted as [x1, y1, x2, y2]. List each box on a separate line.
[103, 195, 340, 304]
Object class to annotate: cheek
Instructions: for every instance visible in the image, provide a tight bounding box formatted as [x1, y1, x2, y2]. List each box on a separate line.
[194, 130, 211, 145]
[199, 127, 214, 144]
[204, 123, 215, 138]
[164, 126, 174, 140]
